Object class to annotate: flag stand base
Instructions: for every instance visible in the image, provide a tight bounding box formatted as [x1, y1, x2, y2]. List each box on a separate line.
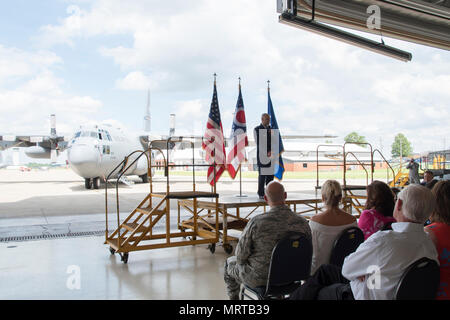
[234, 194, 248, 198]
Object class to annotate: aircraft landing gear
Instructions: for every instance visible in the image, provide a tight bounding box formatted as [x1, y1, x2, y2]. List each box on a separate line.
[85, 178, 93, 189]
[85, 177, 100, 189]
[140, 174, 149, 183]
[93, 177, 100, 189]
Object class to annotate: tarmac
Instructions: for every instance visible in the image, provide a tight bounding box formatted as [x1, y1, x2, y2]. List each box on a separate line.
[0, 167, 325, 239]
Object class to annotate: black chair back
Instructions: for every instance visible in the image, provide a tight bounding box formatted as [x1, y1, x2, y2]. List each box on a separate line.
[265, 232, 312, 292]
[381, 222, 393, 231]
[395, 257, 440, 300]
[329, 227, 364, 268]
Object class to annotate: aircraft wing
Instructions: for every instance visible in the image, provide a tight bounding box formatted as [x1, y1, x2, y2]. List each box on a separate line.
[139, 135, 204, 150]
[0, 135, 69, 151]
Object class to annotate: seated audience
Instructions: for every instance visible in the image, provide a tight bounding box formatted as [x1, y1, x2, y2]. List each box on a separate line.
[358, 181, 396, 239]
[291, 184, 438, 300]
[223, 181, 311, 300]
[421, 170, 438, 190]
[425, 180, 450, 300]
[309, 180, 357, 274]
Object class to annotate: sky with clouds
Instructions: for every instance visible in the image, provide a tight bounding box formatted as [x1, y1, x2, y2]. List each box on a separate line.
[0, 0, 449, 157]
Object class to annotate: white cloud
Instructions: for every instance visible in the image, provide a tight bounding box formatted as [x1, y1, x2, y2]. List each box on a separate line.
[0, 46, 62, 84]
[172, 99, 208, 136]
[0, 45, 102, 136]
[115, 71, 152, 91]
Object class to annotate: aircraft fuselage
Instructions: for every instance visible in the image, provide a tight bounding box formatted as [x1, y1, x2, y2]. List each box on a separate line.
[67, 125, 149, 187]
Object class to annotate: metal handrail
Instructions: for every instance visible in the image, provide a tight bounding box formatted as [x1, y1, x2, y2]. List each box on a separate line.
[105, 149, 150, 246]
[105, 156, 130, 241]
[315, 144, 345, 189]
[343, 142, 373, 188]
[372, 148, 396, 184]
[344, 151, 369, 187]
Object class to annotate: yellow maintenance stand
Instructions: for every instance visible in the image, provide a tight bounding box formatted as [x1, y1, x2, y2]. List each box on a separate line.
[104, 137, 220, 264]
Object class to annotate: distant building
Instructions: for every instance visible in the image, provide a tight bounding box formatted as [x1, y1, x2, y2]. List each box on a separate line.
[157, 142, 390, 172]
[246, 142, 389, 172]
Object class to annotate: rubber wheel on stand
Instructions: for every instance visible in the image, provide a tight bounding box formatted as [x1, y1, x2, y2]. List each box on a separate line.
[208, 243, 216, 254]
[121, 253, 129, 264]
[109, 247, 115, 255]
[223, 244, 233, 254]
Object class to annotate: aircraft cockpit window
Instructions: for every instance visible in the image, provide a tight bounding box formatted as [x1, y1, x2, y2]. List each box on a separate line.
[98, 133, 103, 140]
[105, 131, 112, 141]
[74, 131, 81, 139]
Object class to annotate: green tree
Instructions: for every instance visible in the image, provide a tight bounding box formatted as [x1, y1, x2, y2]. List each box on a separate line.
[344, 132, 367, 145]
[391, 133, 412, 158]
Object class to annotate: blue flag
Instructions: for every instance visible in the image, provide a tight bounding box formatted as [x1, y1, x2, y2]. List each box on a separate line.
[267, 90, 285, 180]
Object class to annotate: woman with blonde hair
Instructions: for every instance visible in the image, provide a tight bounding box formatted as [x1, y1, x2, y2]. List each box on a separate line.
[309, 180, 357, 274]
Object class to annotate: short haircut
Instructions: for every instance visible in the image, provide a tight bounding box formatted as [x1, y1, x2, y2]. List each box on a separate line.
[397, 184, 436, 223]
[424, 170, 434, 176]
[431, 180, 450, 225]
[365, 180, 395, 217]
[265, 181, 285, 203]
[261, 113, 269, 118]
[321, 180, 342, 207]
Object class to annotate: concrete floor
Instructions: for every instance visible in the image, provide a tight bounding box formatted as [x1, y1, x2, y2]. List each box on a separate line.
[0, 167, 365, 300]
[0, 236, 230, 300]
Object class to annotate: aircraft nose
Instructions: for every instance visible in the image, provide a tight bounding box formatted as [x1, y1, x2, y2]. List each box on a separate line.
[68, 144, 99, 177]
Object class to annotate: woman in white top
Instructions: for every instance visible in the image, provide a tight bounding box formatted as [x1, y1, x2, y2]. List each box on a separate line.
[310, 180, 357, 274]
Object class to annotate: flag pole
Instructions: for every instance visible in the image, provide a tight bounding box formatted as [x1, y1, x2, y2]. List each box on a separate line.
[212, 73, 217, 194]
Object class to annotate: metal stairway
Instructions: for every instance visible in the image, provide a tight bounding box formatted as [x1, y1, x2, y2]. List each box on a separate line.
[104, 138, 219, 264]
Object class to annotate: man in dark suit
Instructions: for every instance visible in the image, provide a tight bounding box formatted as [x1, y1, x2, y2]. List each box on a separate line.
[253, 113, 274, 199]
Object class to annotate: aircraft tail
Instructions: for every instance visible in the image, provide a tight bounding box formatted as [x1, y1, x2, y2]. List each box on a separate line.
[144, 90, 151, 132]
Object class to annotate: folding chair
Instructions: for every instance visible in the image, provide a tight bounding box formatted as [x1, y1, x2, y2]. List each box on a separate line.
[395, 257, 440, 300]
[329, 227, 364, 268]
[240, 232, 312, 300]
[381, 222, 393, 231]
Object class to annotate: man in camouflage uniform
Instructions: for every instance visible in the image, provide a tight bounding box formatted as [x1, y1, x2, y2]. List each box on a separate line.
[406, 158, 420, 184]
[223, 181, 311, 300]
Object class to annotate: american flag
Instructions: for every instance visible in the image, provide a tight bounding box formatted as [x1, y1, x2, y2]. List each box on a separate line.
[202, 80, 226, 186]
[227, 84, 248, 179]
